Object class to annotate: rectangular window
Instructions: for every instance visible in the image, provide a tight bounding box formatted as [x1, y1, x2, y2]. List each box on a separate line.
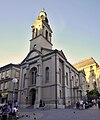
[70, 76, 74, 89]
[6, 70, 10, 78]
[75, 79, 78, 86]
[60, 90, 61, 99]
[66, 72, 68, 85]
[4, 82, 7, 89]
[15, 71, 19, 78]
[45, 67, 49, 83]
[59, 69, 61, 84]
[72, 76, 74, 86]
[23, 74, 26, 88]
[2, 71, 5, 79]
[49, 33, 51, 42]
[1, 83, 4, 90]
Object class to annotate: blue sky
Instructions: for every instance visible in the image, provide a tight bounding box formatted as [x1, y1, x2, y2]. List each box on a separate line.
[0, 0, 100, 66]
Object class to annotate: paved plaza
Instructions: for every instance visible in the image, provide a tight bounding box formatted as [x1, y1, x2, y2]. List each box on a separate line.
[18, 106, 100, 120]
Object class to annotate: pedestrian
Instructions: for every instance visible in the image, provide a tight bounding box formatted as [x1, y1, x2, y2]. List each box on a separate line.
[14, 100, 19, 108]
[2, 104, 8, 120]
[83, 102, 85, 110]
[76, 101, 80, 109]
[97, 99, 100, 109]
[39, 99, 43, 107]
[42, 101, 45, 107]
[79, 99, 83, 110]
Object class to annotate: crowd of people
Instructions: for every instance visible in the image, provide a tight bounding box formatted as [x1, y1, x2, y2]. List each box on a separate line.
[0, 100, 19, 120]
[76, 98, 100, 110]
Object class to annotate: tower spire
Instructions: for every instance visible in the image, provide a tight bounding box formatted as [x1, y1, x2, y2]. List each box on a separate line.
[43, 8, 45, 11]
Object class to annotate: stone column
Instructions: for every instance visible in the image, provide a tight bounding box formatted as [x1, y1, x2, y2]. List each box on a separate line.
[18, 67, 23, 106]
[69, 69, 72, 106]
[55, 55, 59, 108]
[34, 58, 42, 108]
[25, 64, 30, 107]
[63, 62, 66, 107]
[25, 64, 30, 89]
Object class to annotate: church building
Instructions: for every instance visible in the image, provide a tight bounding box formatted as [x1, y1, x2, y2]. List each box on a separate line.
[18, 10, 87, 108]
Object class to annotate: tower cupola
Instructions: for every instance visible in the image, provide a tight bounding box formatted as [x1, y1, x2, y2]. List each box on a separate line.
[38, 9, 48, 23]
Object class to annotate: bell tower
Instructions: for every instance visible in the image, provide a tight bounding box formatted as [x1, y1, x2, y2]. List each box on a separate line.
[30, 9, 53, 51]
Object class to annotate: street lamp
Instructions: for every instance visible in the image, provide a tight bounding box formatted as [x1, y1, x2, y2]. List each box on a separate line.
[12, 78, 18, 107]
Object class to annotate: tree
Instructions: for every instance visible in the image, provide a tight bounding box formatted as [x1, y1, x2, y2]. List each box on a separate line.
[87, 89, 100, 100]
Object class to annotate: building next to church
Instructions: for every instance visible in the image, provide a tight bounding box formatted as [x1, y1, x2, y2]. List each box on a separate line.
[18, 10, 87, 109]
[0, 63, 20, 103]
[74, 57, 100, 93]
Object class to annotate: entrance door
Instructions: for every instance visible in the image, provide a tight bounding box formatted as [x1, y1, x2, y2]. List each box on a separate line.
[30, 88, 36, 105]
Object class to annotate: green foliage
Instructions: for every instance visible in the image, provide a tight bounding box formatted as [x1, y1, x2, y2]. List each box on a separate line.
[87, 89, 100, 99]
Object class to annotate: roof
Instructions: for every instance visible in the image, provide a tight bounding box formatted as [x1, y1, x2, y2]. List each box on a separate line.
[73, 57, 99, 69]
[0, 63, 20, 71]
[21, 47, 79, 73]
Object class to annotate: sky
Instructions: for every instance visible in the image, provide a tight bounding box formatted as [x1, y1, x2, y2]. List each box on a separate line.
[0, 0, 100, 67]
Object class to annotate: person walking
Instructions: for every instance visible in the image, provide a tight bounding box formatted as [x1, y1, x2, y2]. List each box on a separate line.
[79, 100, 83, 110]
[39, 99, 43, 108]
[76, 101, 80, 109]
[97, 99, 100, 109]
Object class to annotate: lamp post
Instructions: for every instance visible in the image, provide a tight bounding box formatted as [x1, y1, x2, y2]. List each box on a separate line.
[12, 78, 18, 107]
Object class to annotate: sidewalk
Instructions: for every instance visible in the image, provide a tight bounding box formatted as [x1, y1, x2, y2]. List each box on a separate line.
[18, 108, 43, 120]
[18, 106, 100, 120]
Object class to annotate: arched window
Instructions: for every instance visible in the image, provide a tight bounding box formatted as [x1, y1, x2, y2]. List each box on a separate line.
[35, 28, 38, 37]
[45, 67, 49, 83]
[32, 29, 35, 38]
[59, 68, 61, 84]
[45, 30, 48, 40]
[31, 67, 37, 84]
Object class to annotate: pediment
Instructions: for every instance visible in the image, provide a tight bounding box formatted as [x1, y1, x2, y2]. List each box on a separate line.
[28, 51, 39, 60]
[21, 49, 42, 64]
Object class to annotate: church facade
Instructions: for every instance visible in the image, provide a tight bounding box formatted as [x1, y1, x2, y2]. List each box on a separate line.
[18, 10, 87, 108]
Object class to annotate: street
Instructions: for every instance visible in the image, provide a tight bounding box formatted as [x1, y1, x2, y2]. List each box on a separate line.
[18, 106, 100, 120]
